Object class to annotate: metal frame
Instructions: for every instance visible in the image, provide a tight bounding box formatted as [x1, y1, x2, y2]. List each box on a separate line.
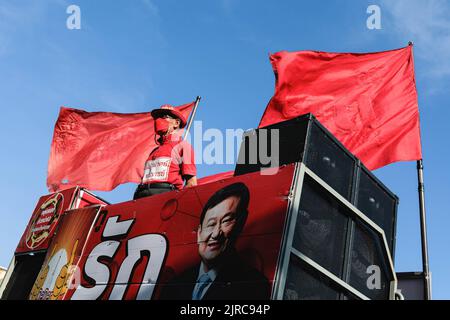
[291, 248, 370, 300]
[299, 113, 313, 164]
[341, 160, 360, 296]
[73, 188, 111, 209]
[273, 162, 397, 300]
[272, 163, 306, 299]
[0, 255, 16, 299]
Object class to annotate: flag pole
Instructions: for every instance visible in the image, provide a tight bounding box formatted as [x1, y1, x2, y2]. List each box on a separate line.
[417, 159, 432, 300]
[183, 96, 201, 141]
[408, 40, 432, 300]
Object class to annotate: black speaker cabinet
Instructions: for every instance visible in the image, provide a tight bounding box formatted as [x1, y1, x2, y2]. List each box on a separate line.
[235, 114, 398, 257]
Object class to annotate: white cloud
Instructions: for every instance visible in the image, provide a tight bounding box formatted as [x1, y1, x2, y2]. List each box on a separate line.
[381, 0, 450, 78]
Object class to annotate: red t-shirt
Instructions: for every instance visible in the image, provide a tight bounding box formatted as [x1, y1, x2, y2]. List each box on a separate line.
[142, 134, 196, 190]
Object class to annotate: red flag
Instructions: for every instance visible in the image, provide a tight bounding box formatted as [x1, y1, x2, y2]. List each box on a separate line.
[259, 45, 422, 170]
[47, 102, 194, 192]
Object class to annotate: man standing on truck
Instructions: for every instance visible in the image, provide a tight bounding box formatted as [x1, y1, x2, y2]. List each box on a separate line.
[133, 105, 197, 200]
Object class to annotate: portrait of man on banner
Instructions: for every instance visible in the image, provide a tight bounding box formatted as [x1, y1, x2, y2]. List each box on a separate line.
[160, 182, 270, 300]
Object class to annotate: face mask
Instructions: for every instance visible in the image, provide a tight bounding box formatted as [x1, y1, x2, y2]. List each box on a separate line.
[155, 118, 170, 135]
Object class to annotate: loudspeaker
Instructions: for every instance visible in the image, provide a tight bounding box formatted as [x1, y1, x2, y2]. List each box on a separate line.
[234, 113, 398, 256]
[282, 172, 395, 300]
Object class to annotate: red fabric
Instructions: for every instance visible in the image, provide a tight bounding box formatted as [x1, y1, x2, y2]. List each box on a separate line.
[259, 45, 422, 170]
[197, 171, 234, 185]
[141, 133, 196, 190]
[47, 102, 194, 192]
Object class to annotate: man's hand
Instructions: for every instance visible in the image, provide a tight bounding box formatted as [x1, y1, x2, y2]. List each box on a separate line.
[184, 175, 197, 188]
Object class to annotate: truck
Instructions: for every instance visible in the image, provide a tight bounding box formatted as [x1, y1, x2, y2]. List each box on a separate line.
[0, 114, 402, 300]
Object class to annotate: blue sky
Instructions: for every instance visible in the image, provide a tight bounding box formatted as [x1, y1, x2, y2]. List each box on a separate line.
[0, 0, 449, 299]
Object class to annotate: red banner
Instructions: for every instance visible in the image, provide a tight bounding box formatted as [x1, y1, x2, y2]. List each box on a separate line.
[197, 171, 234, 185]
[47, 102, 194, 192]
[16, 187, 108, 254]
[15, 188, 77, 254]
[29, 206, 101, 300]
[259, 45, 422, 170]
[30, 164, 296, 300]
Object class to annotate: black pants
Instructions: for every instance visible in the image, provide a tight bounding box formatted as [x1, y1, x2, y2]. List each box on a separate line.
[133, 183, 175, 200]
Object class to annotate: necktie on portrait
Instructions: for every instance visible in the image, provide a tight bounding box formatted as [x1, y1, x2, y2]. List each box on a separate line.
[192, 273, 212, 300]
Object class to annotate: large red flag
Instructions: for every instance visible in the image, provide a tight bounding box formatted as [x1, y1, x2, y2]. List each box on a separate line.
[259, 45, 422, 170]
[47, 102, 194, 192]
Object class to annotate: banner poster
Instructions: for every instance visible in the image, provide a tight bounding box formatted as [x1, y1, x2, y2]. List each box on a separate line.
[29, 205, 101, 300]
[15, 187, 80, 254]
[30, 164, 296, 300]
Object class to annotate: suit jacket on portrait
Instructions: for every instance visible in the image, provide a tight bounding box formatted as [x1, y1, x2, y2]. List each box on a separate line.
[159, 250, 271, 300]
